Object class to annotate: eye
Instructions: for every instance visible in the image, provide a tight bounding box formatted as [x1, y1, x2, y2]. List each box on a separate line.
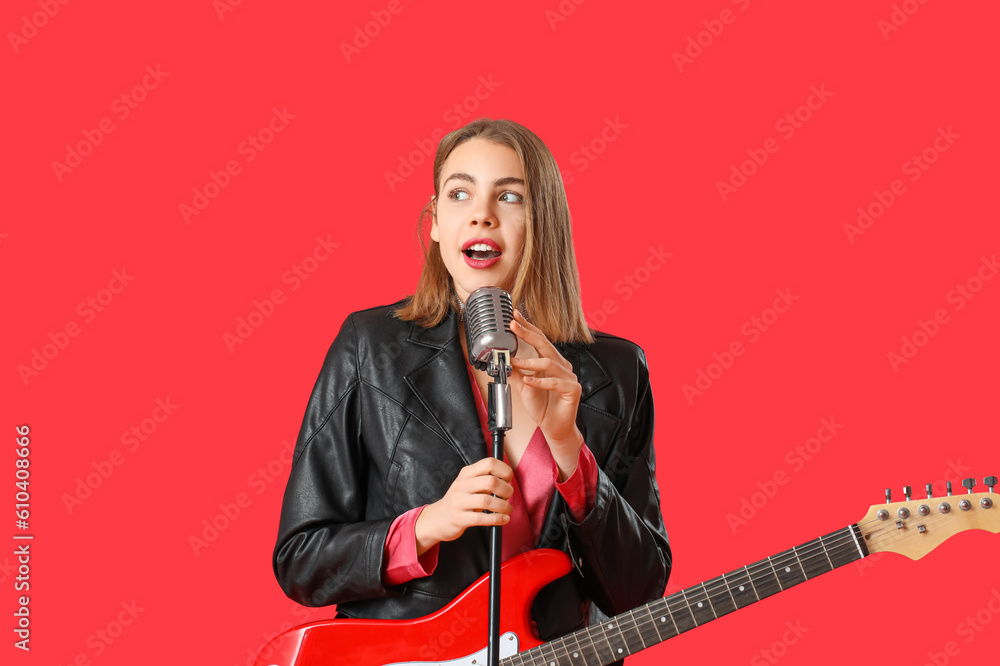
[499, 191, 524, 204]
[447, 189, 470, 201]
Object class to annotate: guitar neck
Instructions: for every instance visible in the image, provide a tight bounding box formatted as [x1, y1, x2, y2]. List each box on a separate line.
[507, 525, 870, 666]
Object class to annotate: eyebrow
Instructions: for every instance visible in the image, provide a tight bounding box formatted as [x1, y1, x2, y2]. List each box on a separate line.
[442, 172, 525, 188]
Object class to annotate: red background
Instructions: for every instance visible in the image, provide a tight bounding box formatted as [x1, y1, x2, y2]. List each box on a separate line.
[4, 1, 999, 664]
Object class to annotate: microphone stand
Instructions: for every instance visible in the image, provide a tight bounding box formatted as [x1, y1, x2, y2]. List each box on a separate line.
[486, 348, 512, 666]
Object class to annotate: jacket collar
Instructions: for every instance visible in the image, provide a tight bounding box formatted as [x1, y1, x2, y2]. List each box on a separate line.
[400, 309, 614, 465]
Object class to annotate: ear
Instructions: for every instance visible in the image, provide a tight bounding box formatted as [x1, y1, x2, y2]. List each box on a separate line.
[429, 197, 439, 242]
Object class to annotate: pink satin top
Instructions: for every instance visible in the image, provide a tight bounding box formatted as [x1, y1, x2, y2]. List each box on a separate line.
[381, 361, 598, 586]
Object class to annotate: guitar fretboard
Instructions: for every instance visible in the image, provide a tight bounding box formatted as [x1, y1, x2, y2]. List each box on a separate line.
[505, 524, 869, 666]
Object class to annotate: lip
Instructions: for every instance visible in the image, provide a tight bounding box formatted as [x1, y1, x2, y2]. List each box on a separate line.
[462, 238, 501, 252]
[461, 237, 502, 269]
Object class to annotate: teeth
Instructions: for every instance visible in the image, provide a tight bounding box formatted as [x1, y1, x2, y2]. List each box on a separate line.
[467, 243, 498, 252]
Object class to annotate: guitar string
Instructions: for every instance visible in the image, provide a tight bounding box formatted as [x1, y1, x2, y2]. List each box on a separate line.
[508, 520, 876, 663]
[514, 513, 955, 665]
[513, 527, 869, 665]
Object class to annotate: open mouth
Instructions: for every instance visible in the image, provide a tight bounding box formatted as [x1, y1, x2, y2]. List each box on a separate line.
[462, 240, 502, 262]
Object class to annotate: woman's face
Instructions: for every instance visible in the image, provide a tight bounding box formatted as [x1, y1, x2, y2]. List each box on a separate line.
[431, 138, 527, 304]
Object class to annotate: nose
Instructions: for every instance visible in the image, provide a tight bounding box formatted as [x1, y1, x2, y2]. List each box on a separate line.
[469, 197, 497, 228]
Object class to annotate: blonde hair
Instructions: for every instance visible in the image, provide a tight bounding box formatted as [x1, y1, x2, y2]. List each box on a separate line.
[395, 118, 593, 344]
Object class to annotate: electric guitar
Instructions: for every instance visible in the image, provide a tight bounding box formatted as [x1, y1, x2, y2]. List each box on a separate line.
[255, 478, 999, 666]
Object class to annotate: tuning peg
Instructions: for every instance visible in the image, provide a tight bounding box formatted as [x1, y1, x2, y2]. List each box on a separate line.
[962, 478, 977, 494]
[885, 488, 892, 504]
[947, 481, 953, 497]
[904, 485, 912, 501]
[986, 476, 998, 493]
[926, 483, 933, 499]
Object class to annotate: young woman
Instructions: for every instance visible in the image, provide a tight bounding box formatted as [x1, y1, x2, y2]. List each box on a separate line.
[272, 118, 671, 652]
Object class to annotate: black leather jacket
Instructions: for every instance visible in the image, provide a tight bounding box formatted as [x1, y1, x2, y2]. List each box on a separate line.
[272, 301, 671, 642]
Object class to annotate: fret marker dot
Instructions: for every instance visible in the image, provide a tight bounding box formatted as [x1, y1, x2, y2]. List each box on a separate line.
[608, 623, 614, 628]
[573, 653, 578, 658]
[739, 586, 745, 591]
[618, 649, 623, 654]
[660, 617, 665, 622]
[697, 602, 703, 608]
[785, 566, 791, 573]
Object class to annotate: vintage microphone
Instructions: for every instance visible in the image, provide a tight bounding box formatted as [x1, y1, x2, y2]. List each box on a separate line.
[463, 287, 517, 666]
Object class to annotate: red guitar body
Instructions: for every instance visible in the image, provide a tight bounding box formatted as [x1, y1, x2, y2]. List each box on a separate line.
[255, 549, 573, 666]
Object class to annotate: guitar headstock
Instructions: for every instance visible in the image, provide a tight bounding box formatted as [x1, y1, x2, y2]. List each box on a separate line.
[857, 477, 999, 560]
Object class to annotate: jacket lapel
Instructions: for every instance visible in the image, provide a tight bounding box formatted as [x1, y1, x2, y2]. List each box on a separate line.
[401, 311, 486, 466]
[400, 318, 621, 502]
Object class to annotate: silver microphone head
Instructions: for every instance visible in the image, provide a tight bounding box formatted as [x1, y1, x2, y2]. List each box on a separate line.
[463, 287, 517, 375]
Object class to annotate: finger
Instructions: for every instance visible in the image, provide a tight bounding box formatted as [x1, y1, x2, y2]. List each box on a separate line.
[462, 475, 513, 500]
[461, 457, 513, 482]
[511, 356, 565, 374]
[465, 512, 510, 527]
[465, 494, 513, 514]
[511, 312, 559, 354]
[521, 375, 582, 399]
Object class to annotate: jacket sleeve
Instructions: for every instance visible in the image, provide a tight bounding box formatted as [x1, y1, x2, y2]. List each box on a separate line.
[565, 345, 671, 616]
[271, 314, 395, 607]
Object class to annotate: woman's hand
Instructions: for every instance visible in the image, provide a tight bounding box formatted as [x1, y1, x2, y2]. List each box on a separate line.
[509, 310, 585, 480]
[414, 458, 513, 555]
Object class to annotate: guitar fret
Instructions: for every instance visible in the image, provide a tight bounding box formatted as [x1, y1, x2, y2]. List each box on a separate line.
[577, 631, 600, 666]
[725, 567, 757, 608]
[549, 632, 581, 666]
[678, 588, 702, 626]
[510, 526, 870, 666]
[774, 550, 808, 587]
[665, 594, 697, 634]
[705, 576, 737, 617]
[654, 597, 681, 637]
[627, 605, 660, 652]
[535, 636, 561, 666]
[819, 536, 835, 569]
[699, 583, 719, 619]
[641, 600, 664, 643]
[718, 571, 740, 612]
[765, 555, 785, 591]
[743, 565, 762, 601]
[598, 619, 631, 661]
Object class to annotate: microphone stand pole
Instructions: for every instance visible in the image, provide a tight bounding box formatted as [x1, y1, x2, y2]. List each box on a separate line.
[486, 348, 512, 666]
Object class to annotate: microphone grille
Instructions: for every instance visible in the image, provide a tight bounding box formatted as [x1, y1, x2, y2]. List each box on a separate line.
[464, 287, 517, 372]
